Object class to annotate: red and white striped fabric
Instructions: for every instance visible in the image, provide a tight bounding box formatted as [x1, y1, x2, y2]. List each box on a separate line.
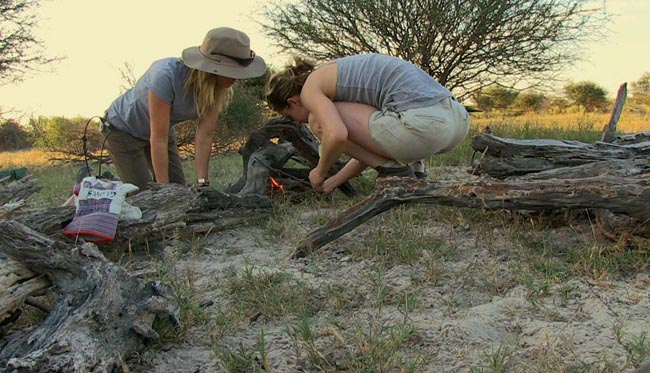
[63, 177, 139, 244]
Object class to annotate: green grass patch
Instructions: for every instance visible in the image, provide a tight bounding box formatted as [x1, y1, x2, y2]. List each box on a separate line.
[226, 265, 322, 320]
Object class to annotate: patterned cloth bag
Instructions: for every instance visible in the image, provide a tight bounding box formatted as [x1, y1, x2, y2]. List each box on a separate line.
[63, 176, 141, 244]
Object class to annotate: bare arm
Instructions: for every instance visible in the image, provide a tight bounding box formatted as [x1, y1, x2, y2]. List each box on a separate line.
[194, 108, 218, 182]
[148, 90, 172, 183]
[301, 64, 347, 188]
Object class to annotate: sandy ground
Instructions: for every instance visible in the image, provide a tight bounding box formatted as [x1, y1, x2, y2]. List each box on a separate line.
[117, 169, 649, 373]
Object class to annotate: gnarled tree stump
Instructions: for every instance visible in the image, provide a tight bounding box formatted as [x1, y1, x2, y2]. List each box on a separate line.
[0, 220, 180, 372]
[226, 118, 358, 197]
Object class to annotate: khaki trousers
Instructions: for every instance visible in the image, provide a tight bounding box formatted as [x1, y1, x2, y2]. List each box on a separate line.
[102, 126, 186, 190]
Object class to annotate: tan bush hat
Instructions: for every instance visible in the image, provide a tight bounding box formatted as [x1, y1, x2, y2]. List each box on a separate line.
[182, 27, 266, 79]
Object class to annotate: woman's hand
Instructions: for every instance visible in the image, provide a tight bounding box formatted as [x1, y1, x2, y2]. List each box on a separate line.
[321, 159, 367, 194]
[309, 167, 327, 191]
[322, 177, 337, 194]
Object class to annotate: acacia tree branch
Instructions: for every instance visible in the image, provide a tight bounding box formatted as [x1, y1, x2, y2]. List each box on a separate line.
[260, 0, 608, 98]
[0, 0, 61, 84]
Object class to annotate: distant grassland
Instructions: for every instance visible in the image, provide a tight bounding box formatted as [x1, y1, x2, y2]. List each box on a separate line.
[430, 111, 648, 166]
[1, 111, 648, 207]
[472, 111, 649, 136]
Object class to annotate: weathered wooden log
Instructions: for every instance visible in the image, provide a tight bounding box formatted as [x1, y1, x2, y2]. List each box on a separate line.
[0, 220, 180, 372]
[238, 142, 296, 195]
[614, 132, 650, 145]
[3, 183, 273, 248]
[0, 175, 41, 207]
[294, 162, 650, 257]
[511, 159, 650, 180]
[223, 118, 320, 175]
[1, 183, 273, 320]
[601, 82, 627, 143]
[471, 134, 650, 178]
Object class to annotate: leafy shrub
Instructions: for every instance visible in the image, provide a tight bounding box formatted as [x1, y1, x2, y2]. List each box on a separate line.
[513, 91, 547, 113]
[474, 86, 519, 112]
[564, 81, 609, 113]
[29, 116, 105, 161]
[0, 119, 33, 151]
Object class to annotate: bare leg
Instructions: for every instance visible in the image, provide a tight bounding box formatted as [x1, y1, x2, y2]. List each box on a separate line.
[308, 101, 399, 167]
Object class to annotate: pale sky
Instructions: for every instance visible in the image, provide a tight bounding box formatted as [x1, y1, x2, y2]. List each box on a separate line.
[1, 0, 648, 119]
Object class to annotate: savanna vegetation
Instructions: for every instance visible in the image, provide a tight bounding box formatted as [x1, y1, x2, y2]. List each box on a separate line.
[3, 0, 650, 371]
[4, 106, 649, 371]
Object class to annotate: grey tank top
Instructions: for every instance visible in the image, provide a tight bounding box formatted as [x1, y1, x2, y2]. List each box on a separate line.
[335, 54, 451, 111]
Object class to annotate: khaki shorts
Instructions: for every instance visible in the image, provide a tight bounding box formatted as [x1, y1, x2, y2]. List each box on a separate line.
[368, 97, 470, 162]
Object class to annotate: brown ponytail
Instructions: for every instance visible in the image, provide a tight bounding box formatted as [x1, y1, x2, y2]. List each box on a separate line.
[265, 56, 316, 112]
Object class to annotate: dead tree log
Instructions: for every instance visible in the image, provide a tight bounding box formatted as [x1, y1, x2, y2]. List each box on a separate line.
[0, 176, 41, 207]
[601, 82, 627, 143]
[0, 178, 272, 369]
[0, 220, 180, 372]
[614, 132, 650, 145]
[1, 176, 52, 328]
[471, 134, 650, 178]
[3, 183, 273, 248]
[471, 84, 645, 180]
[294, 160, 650, 257]
[226, 118, 358, 197]
[1, 182, 272, 328]
[237, 142, 298, 196]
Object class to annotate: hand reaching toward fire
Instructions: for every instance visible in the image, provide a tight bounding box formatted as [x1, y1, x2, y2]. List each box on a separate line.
[309, 168, 326, 191]
[322, 178, 337, 194]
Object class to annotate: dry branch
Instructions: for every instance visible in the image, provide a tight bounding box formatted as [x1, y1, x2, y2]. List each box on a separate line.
[295, 160, 650, 257]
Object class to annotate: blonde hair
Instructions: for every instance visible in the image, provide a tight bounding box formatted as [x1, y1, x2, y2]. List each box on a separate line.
[184, 69, 233, 118]
[265, 56, 316, 112]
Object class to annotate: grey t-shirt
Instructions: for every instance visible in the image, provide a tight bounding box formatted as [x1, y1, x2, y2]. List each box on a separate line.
[335, 54, 451, 111]
[105, 58, 198, 140]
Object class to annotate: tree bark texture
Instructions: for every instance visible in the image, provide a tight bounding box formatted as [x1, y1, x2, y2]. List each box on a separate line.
[0, 220, 180, 372]
[471, 133, 650, 179]
[0, 176, 41, 207]
[0, 257, 50, 326]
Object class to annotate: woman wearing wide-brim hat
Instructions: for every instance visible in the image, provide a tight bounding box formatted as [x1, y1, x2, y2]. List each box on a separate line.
[101, 27, 266, 190]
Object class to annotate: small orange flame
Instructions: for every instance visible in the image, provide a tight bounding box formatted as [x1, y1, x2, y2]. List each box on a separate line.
[269, 176, 284, 192]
